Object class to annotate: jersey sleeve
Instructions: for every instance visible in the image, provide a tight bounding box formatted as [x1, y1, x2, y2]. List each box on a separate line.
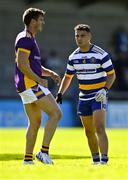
[65, 57, 76, 78]
[16, 37, 33, 54]
[101, 52, 115, 75]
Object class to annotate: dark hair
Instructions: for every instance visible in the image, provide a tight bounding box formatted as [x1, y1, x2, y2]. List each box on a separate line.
[23, 7, 45, 26]
[74, 24, 91, 32]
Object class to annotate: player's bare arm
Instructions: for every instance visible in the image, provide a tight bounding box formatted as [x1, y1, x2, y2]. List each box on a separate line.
[105, 72, 116, 89]
[95, 72, 116, 102]
[58, 75, 73, 95]
[56, 75, 73, 104]
[41, 66, 61, 86]
[17, 50, 47, 87]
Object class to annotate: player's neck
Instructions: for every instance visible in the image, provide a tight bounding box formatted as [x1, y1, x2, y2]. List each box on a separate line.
[25, 27, 37, 37]
[79, 43, 92, 52]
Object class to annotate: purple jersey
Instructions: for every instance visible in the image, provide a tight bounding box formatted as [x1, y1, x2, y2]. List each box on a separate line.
[14, 30, 42, 92]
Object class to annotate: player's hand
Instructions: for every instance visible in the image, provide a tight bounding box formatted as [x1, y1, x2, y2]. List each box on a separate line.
[56, 93, 62, 104]
[95, 88, 108, 102]
[51, 72, 61, 86]
[39, 78, 48, 87]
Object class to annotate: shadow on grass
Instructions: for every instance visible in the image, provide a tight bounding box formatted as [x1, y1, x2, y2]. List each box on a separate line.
[51, 154, 89, 159]
[0, 154, 23, 161]
[0, 153, 89, 161]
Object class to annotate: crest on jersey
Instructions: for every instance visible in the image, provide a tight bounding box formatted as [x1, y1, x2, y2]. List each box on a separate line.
[90, 57, 96, 63]
[83, 59, 86, 64]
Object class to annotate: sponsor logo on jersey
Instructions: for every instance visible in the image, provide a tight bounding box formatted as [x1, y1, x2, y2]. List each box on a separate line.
[90, 57, 96, 63]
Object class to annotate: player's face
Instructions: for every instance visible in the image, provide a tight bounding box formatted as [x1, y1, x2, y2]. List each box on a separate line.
[75, 30, 91, 47]
[35, 15, 45, 32]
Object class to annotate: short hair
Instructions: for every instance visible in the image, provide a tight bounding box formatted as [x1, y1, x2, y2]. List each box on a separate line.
[23, 7, 45, 26]
[74, 24, 91, 33]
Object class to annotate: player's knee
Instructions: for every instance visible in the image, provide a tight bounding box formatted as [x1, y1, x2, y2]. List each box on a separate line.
[29, 118, 41, 130]
[54, 108, 62, 121]
[58, 109, 62, 120]
[85, 129, 95, 138]
[49, 108, 62, 121]
[35, 120, 41, 129]
[96, 126, 105, 135]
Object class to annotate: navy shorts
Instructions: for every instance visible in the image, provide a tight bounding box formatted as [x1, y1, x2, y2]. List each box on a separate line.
[77, 98, 108, 116]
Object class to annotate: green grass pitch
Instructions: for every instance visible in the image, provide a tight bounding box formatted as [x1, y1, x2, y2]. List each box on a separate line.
[0, 128, 128, 180]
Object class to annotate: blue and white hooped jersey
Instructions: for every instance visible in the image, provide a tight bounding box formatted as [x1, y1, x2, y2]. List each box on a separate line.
[65, 44, 115, 100]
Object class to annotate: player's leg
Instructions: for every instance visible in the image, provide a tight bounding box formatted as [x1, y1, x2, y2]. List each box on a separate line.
[23, 102, 42, 164]
[80, 115, 100, 164]
[35, 93, 62, 147]
[35, 93, 62, 164]
[93, 109, 108, 164]
[77, 99, 100, 164]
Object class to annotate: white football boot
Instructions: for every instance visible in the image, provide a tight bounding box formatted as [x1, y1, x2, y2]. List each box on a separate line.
[23, 160, 34, 165]
[36, 151, 54, 165]
[100, 161, 108, 165]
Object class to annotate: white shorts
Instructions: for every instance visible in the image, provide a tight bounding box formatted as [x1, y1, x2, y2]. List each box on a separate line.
[19, 84, 51, 104]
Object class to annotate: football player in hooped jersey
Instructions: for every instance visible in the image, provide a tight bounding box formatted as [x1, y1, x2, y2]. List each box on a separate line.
[15, 8, 62, 165]
[56, 24, 116, 164]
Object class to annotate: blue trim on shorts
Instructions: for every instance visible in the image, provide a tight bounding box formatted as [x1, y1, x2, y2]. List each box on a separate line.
[77, 97, 108, 116]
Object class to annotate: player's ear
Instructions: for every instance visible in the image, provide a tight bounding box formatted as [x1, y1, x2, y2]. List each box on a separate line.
[31, 18, 37, 25]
